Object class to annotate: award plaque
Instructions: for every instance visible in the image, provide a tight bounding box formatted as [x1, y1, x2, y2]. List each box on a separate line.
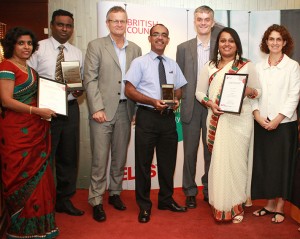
[38, 77, 68, 116]
[161, 84, 175, 106]
[218, 73, 248, 114]
[61, 61, 84, 91]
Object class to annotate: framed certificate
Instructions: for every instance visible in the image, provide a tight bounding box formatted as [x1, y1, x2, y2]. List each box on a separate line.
[161, 84, 175, 106]
[61, 61, 84, 91]
[218, 73, 248, 114]
[37, 77, 68, 116]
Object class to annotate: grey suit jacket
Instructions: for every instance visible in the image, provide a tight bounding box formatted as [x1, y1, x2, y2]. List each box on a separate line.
[84, 35, 142, 121]
[176, 25, 223, 124]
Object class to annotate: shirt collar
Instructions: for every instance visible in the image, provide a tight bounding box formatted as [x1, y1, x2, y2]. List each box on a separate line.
[50, 36, 71, 51]
[109, 35, 128, 49]
[262, 54, 288, 69]
[197, 36, 210, 48]
[149, 50, 166, 61]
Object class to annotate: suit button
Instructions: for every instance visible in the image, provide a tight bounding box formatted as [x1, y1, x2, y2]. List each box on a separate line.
[118, 81, 121, 84]
[118, 93, 120, 95]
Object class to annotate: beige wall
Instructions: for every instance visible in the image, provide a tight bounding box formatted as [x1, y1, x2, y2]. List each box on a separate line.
[48, 0, 300, 188]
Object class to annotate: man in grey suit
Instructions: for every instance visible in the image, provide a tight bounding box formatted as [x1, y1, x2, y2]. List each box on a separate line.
[176, 6, 223, 208]
[84, 6, 142, 222]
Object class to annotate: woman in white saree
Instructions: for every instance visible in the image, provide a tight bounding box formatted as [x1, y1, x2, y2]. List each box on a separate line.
[195, 27, 261, 223]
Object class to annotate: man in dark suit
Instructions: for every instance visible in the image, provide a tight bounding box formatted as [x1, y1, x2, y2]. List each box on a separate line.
[84, 6, 142, 222]
[176, 6, 223, 208]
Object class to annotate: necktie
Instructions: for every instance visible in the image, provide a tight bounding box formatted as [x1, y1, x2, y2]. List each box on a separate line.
[55, 45, 65, 82]
[157, 56, 167, 85]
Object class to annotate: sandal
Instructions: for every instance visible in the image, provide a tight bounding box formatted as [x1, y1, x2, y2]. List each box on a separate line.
[232, 215, 244, 224]
[253, 207, 275, 217]
[271, 212, 285, 224]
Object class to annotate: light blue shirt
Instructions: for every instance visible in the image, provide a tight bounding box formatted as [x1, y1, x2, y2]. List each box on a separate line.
[111, 35, 128, 100]
[125, 51, 187, 107]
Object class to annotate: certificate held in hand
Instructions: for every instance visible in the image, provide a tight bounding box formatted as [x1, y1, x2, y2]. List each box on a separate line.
[37, 77, 68, 116]
[218, 73, 248, 114]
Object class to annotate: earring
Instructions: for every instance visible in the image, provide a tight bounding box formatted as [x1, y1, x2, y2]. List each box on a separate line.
[217, 50, 221, 61]
[235, 52, 240, 61]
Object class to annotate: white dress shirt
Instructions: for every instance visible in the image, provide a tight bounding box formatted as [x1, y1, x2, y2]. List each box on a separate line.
[28, 37, 83, 100]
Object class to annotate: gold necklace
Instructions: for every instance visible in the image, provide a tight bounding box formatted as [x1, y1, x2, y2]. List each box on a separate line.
[10, 58, 28, 71]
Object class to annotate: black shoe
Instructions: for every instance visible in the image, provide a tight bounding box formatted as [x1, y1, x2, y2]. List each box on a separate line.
[204, 196, 209, 202]
[186, 196, 197, 209]
[138, 209, 151, 223]
[158, 201, 187, 212]
[55, 200, 84, 216]
[93, 204, 106, 222]
[108, 194, 126, 210]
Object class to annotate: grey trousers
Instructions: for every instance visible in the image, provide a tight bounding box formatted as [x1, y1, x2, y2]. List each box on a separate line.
[182, 101, 211, 198]
[88, 102, 131, 206]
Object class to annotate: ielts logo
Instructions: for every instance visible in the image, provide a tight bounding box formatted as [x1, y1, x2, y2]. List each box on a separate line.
[123, 164, 157, 180]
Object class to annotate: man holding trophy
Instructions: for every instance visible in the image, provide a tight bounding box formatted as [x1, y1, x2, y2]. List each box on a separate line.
[125, 23, 187, 223]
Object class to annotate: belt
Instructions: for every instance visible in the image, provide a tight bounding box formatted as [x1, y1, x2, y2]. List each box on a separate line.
[139, 105, 173, 115]
[68, 99, 77, 105]
[119, 99, 127, 103]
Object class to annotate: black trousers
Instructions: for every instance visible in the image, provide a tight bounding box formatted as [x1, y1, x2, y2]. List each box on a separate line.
[135, 106, 178, 210]
[51, 100, 80, 204]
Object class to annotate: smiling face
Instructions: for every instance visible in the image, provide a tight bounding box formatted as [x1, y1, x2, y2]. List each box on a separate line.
[218, 31, 237, 60]
[106, 11, 127, 38]
[13, 35, 33, 61]
[266, 30, 286, 55]
[51, 15, 74, 44]
[148, 24, 170, 55]
[194, 11, 215, 37]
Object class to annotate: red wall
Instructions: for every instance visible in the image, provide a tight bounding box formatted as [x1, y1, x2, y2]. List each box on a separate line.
[0, 0, 48, 41]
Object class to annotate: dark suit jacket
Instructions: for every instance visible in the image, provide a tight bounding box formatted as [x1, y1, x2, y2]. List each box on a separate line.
[84, 35, 142, 121]
[176, 24, 223, 124]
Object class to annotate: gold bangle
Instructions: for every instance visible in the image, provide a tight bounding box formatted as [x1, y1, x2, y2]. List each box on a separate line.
[29, 106, 32, 114]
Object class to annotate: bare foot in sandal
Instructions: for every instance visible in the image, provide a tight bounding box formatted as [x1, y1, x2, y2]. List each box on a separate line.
[253, 207, 275, 216]
[271, 212, 285, 223]
[232, 215, 244, 223]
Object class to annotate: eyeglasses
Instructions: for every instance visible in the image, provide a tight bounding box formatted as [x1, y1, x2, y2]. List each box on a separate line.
[108, 20, 127, 25]
[150, 32, 169, 38]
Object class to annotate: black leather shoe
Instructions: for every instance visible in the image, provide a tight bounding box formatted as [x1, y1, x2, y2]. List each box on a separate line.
[158, 201, 187, 212]
[186, 196, 197, 209]
[138, 209, 151, 223]
[108, 194, 126, 210]
[93, 204, 106, 222]
[55, 200, 84, 216]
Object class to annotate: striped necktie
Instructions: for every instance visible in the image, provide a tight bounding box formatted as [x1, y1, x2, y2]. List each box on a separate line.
[55, 45, 65, 82]
[157, 56, 167, 85]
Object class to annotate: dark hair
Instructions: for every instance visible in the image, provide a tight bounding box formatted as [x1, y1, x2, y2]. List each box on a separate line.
[210, 27, 243, 68]
[51, 9, 74, 24]
[106, 6, 128, 21]
[260, 24, 294, 56]
[149, 23, 169, 36]
[1, 27, 39, 59]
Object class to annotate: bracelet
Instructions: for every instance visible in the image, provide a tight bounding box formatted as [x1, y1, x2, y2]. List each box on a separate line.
[29, 106, 32, 114]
